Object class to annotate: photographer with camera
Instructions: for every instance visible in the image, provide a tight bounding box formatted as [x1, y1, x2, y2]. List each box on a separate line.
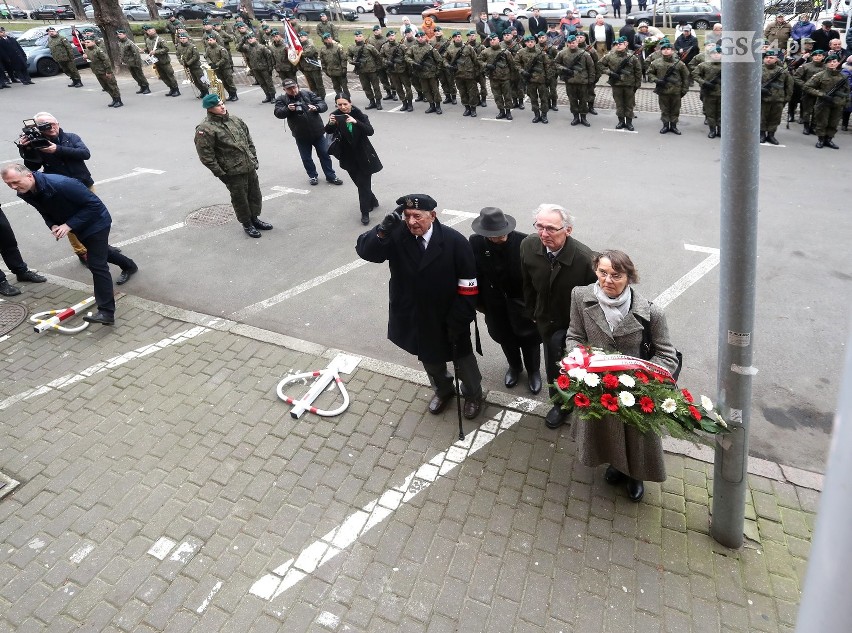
[274, 78, 343, 188]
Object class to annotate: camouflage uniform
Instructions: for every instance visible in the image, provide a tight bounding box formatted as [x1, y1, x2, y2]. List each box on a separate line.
[504, 38, 524, 107]
[480, 40, 516, 117]
[554, 45, 595, 120]
[692, 58, 722, 135]
[316, 20, 339, 42]
[432, 34, 455, 103]
[118, 35, 149, 93]
[407, 38, 445, 111]
[84, 42, 121, 103]
[541, 38, 559, 111]
[599, 47, 642, 127]
[348, 39, 384, 107]
[445, 38, 480, 114]
[401, 32, 423, 99]
[319, 39, 349, 95]
[647, 53, 690, 130]
[515, 40, 550, 121]
[297, 38, 326, 98]
[467, 33, 488, 106]
[369, 30, 394, 98]
[47, 32, 81, 84]
[795, 57, 826, 133]
[270, 39, 298, 85]
[165, 18, 184, 44]
[145, 33, 179, 91]
[382, 37, 413, 107]
[177, 39, 209, 97]
[760, 60, 793, 140]
[804, 65, 851, 145]
[578, 40, 601, 113]
[194, 111, 263, 226]
[245, 40, 276, 101]
[205, 40, 238, 99]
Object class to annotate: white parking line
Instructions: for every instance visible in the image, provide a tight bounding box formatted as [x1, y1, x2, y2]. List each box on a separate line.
[653, 244, 720, 309]
[250, 410, 523, 602]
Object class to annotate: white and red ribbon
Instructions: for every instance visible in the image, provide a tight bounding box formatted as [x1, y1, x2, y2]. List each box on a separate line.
[561, 347, 673, 381]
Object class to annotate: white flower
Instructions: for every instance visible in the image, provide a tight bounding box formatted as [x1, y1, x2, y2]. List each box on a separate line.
[618, 391, 636, 407]
[700, 395, 714, 411]
[568, 367, 588, 381]
[618, 374, 636, 388]
[583, 373, 600, 387]
[661, 398, 677, 414]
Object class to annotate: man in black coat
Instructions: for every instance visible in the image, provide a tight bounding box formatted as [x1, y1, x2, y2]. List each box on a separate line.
[505, 13, 525, 38]
[810, 20, 840, 52]
[356, 194, 484, 419]
[273, 78, 343, 187]
[620, 18, 637, 52]
[486, 12, 506, 39]
[0, 27, 33, 84]
[528, 8, 548, 38]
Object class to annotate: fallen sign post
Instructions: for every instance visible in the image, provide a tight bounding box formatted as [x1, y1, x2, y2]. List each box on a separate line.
[30, 296, 97, 335]
[276, 353, 361, 419]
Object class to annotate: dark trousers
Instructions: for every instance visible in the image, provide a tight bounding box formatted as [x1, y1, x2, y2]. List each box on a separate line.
[223, 170, 262, 224]
[0, 209, 28, 283]
[78, 227, 136, 317]
[423, 353, 482, 399]
[128, 64, 148, 88]
[344, 164, 377, 214]
[9, 61, 32, 83]
[541, 328, 567, 397]
[295, 135, 337, 180]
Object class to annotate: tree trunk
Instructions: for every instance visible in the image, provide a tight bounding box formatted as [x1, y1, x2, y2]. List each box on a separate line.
[67, 0, 86, 20]
[91, 0, 132, 74]
[145, 0, 160, 20]
[242, 2, 255, 20]
[471, 0, 487, 23]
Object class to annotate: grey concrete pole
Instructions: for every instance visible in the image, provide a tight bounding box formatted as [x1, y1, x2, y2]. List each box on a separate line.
[795, 324, 852, 633]
[710, 0, 763, 549]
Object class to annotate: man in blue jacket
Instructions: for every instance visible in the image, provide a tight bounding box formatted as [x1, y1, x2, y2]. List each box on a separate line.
[1, 164, 139, 325]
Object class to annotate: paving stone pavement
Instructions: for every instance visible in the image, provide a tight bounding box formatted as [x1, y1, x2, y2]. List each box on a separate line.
[0, 280, 822, 633]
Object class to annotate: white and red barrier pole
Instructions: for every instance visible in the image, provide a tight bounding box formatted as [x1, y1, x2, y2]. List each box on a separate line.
[31, 296, 96, 334]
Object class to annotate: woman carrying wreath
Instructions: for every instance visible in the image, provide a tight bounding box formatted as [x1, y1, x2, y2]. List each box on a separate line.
[564, 250, 679, 502]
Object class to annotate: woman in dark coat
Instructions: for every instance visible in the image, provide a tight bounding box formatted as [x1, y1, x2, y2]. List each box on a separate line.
[373, 1, 386, 28]
[325, 93, 383, 225]
[469, 207, 542, 394]
[565, 250, 679, 502]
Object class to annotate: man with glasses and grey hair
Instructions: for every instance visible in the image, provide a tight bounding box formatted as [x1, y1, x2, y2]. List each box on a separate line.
[520, 204, 596, 429]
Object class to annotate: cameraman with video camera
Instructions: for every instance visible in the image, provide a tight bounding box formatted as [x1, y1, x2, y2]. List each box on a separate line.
[16, 112, 99, 265]
[273, 78, 343, 187]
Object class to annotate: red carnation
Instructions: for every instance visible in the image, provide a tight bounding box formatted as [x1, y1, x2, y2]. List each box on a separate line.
[688, 405, 702, 421]
[600, 394, 619, 411]
[602, 374, 619, 389]
[639, 396, 655, 413]
[681, 389, 694, 403]
[557, 375, 571, 389]
[634, 371, 650, 384]
[574, 393, 591, 408]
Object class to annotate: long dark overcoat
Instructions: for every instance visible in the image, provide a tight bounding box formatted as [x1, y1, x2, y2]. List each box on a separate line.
[324, 106, 383, 175]
[356, 219, 477, 363]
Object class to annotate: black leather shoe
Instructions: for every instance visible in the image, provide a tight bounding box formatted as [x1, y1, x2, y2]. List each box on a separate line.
[627, 478, 645, 502]
[504, 366, 521, 388]
[545, 404, 567, 429]
[588, 106, 598, 115]
[479, 98, 487, 107]
[825, 137, 839, 149]
[83, 311, 114, 325]
[428, 393, 451, 415]
[625, 118, 635, 131]
[669, 124, 681, 135]
[463, 395, 483, 420]
[765, 133, 779, 145]
[326, 177, 344, 185]
[527, 371, 542, 395]
[116, 266, 138, 285]
[360, 212, 370, 225]
[604, 465, 626, 485]
[365, 100, 377, 109]
[16, 270, 46, 283]
[252, 219, 273, 230]
[0, 280, 21, 296]
[243, 223, 261, 238]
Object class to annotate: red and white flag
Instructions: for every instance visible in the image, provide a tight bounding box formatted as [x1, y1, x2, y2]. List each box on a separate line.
[282, 18, 303, 62]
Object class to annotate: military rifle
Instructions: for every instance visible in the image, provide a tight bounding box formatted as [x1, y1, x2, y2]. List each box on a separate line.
[653, 58, 683, 95]
[607, 53, 634, 85]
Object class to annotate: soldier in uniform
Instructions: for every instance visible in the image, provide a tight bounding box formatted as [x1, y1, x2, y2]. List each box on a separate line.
[646, 40, 690, 135]
[245, 33, 276, 103]
[270, 29, 298, 87]
[692, 46, 722, 138]
[177, 31, 209, 98]
[205, 33, 238, 101]
[46, 26, 82, 87]
[467, 30, 488, 108]
[804, 53, 850, 149]
[599, 36, 642, 130]
[297, 31, 325, 99]
[539, 31, 559, 112]
[165, 15, 184, 45]
[144, 25, 180, 96]
[213, 21, 234, 60]
[316, 14, 339, 42]
[432, 26, 456, 105]
[795, 49, 826, 135]
[444, 30, 480, 117]
[82, 36, 122, 107]
[555, 34, 595, 126]
[786, 37, 814, 123]
[407, 31, 445, 114]
[402, 28, 424, 102]
[516, 34, 550, 123]
[117, 29, 150, 94]
[369, 25, 395, 101]
[319, 32, 348, 96]
[382, 30, 414, 111]
[194, 94, 272, 238]
[575, 31, 600, 115]
[480, 33, 516, 119]
[760, 50, 793, 144]
[348, 30, 384, 110]
[201, 20, 223, 47]
[503, 30, 525, 110]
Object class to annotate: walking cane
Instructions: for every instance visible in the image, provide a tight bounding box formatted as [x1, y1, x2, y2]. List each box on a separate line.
[451, 341, 465, 441]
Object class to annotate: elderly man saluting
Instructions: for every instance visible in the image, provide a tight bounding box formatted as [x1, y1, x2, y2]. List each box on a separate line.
[356, 194, 484, 420]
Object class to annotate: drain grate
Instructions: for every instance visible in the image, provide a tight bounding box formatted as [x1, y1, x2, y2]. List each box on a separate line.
[185, 204, 234, 227]
[0, 302, 27, 336]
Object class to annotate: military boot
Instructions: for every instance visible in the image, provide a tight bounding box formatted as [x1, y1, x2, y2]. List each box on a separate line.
[111, 98, 124, 108]
[480, 97, 487, 107]
[424, 102, 436, 113]
[588, 103, 597, 114]
[495, 108, 506, 119]
[442, 94, 452, 104]
[760, 131, 767, 143]
[462, 106, 471, 116]
[392, 91, 398, 101]
[406, 100, 414, 112]
[383, 90, 394, 100]
[570, 114, 580, 125]
[765, 132, 779, 145]
[842, 123, 848, 131]
[72, 79, 83, 87]
[616, 117, 625, 129]
[669, 123, 681, 135]
[824, 137, 839, 149]
[375, 101, 383, 110]
[540, 112, 548, 124]
[815, 136, 825, 148]
[365, 99, 377, 109]
[469, 106, 476, 117]
[227, 91, 238, 101]
[708, 126, 717, 139]
[625, 118, 635, 131]
[415, 91, 425, 102]
[532, 110, 541, 123]
[550, 98, 558, 111]
[136, 86, 146, 94]
[803, 123, 812, 135]
[660, 121, 669, 134]
[580, 114, 590, 127]
[434, 102, 442, 114]
[516, 97, 525, 109]
[505, 108, 513, 120]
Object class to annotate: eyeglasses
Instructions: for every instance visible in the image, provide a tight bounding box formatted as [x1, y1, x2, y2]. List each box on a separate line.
[596, 269, 625, 282]
[533, 222, 565, 234]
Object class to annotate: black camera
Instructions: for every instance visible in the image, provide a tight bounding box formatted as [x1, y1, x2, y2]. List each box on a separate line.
[17, 119, 52, 150]
[292, 102, 305, 114]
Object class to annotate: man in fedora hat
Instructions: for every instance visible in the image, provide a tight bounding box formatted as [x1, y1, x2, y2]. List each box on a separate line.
[356, 194, 484, 420]
[469, 208, 541, 394]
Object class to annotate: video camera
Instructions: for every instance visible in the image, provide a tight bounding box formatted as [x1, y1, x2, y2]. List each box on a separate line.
[16, 119, 52, 150]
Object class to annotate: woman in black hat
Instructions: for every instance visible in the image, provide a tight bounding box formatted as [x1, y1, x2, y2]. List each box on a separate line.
[469, 207, 542, 394]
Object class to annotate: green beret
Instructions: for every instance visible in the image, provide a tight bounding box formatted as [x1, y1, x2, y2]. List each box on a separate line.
[523, 34, 534, 41]
[764, 49, 779, 56]
[205, 33, 217, 39]
[298, 31, 308, 36]
[354, 30, 362, 35]
[83, 35, 94, 41]
[270, 29, 279, 35]
[614, 36, 627, 44]
[372, 24, 381, 30]
[46, 26, 56, 31]
[322, 32, 333, 39]
[488, 33, 499, 40]
[713, 46, 722, 53]
[203, 18, 210, 24]
[142, 24, 153, 30]
[536, 31, 546, 37]
[416, 30, 426, 36]
[235, 21, 245, 27]
[396, 194, 437, 211]
[83, 28, 94, 33]
[386, 30, 395, 35]
[812, 49, 826, 55]
[319, 13, 326, 17]
[116, 29, 126, 34]
[452, 30, 461, 37]
[566, 35, 576, 42]
[434, 26, 442, 31]
[466, 29, 476, 36]
[826, 53, 840, 62]
[202, 93, 222, 109]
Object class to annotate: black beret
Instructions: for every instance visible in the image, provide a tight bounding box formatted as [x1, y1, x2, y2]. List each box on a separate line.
[395, 194, 438, 211]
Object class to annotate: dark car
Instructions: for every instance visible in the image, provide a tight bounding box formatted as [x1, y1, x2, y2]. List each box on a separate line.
[0, 5, 28, 19]
[628, 2, 721, 30]
[173, 3, 232, 20]
[385, 0, 438, 14]
[222, 1, 287, 20]
[293, 2, 357, 21]
[29, 4, 76, 20]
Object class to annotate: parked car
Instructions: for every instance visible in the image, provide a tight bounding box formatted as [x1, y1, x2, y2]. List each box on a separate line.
[173, 3, 232, 20]
[337, 0, 374, 13]
[385, 0, 439, 15]
[29, 4, 76, 20]
[222, 1, 287, 20]
[574, 0, 607, 18]
[16, 23, 102, 76]
[157, 0, 186, 9]
[421, 0, 471, 22]
[0, 5, 28, 19]
[628, 2, 722, 30]
[517, 2, 575, 22]
[121, 4, 174, 20]
[488, 1, 525, 15]
[293, 2, 358, 20]
[273, 0, 302, 9]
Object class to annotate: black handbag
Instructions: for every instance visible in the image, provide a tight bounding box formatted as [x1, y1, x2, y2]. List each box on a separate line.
[637, 313, 683, 381]
[325, 131, 341, 159]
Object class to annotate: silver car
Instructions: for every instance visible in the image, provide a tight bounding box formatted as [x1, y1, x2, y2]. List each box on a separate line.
[16, 24, 102, 77]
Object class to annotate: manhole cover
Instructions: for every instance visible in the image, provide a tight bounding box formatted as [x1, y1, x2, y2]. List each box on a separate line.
[0, 302, 27, 336]
[185, 204, 234, 227]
